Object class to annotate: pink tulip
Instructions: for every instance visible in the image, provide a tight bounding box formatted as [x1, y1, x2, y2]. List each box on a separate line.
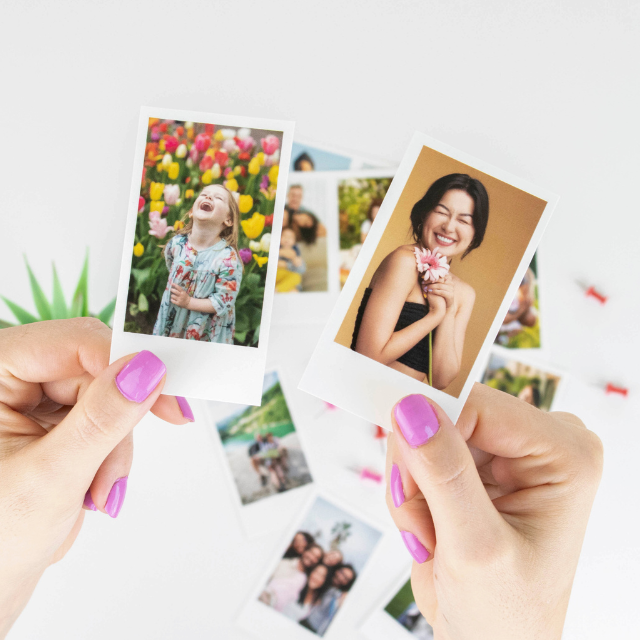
[138, 196, 145, 213]
[189, 145, 199, 163]
[164, 136, 179, 153]
[149, 215, 173, 239]
[199, 155, 213, 172]
[195, 133, 211, 152]
[223, 139, 238, 153]
[164, 184, 180, 205]
[151, 127, 161, 141]
[224, 167, 233, 177]
[237, 136, 255, 152]
[260, 174, 269, 190]
[261, 135, 280, 156]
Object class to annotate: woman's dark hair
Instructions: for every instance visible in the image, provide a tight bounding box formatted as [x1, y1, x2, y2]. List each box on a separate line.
[293, 211, 319, 245]
[298, 563, 331, 606]
[333, 563, 357, 592]
[531, 386, 541, 408]
[294, 152, 315, 171]
[283, 531, 315, 558]
[410, 173, 489, 259]
[367, 198, 383, 221]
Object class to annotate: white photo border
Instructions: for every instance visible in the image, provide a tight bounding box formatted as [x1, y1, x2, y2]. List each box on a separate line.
[110, 106, 295, 406]
[292, 135, 395, 170]
[299, 132, 559, 426]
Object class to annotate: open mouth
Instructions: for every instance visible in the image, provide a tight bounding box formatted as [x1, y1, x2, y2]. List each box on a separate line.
[200, 201, 213, 212]
[435, 233, 455, 246]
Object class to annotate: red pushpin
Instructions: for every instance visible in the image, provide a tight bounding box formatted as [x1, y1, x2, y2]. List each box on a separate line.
[605, 383, 628, 397]
[374, 425, 386, 439]
[576, 280, 607, 304]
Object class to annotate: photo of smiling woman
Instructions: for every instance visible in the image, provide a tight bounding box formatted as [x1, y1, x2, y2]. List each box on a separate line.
[350, 174, 488, 389]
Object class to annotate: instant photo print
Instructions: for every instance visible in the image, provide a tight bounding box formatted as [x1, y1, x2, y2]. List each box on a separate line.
[290, 136, 394, 172]
[110, 107, 294, 405]
[300, 133, 558, 426]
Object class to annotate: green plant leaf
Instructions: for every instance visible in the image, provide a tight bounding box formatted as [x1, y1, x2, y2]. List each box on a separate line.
[131, 267, 152, 287]
[51, 264, 68, 319]
[24, 256, 52, 320]
[138, 293, 149, 313]
[234, 330, 247, 343]
[71, 251, 89, 317]
[1, 296, 39, 324]
[0, 318, 15, 328]
[97, 298, 116, 326]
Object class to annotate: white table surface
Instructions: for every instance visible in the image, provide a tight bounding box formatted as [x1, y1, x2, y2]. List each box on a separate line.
[2, 1, 639, 638]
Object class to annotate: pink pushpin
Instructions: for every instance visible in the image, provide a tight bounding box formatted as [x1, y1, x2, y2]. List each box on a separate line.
[347, 466, 383, 484]
[605, 383, 628, 397]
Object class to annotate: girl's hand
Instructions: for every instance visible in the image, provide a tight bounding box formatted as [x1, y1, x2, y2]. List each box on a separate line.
[386, 385, 603, 640]
[0, 319, 191, 636]
[425, 273, 455, 311]
[425, 287, 447, 320]
[170, 283, 191, 309]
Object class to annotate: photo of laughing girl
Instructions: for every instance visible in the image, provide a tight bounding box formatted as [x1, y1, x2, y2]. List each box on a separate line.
[350, 174, 489, 389]
[153, 184, 243, 343]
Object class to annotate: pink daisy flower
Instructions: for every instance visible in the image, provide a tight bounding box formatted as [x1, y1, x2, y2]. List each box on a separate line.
[414, 246, 450, 284]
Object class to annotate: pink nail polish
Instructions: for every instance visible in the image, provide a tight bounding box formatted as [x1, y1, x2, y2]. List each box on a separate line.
[176, 396, 194, 422]
[394, 395, 439, 448]
[83, 489, 97, 511]
[115, 351, 166, 403]
[400, 530, 430, 563]
[105, 477, 128, 518]
[390, 464, 405, 507]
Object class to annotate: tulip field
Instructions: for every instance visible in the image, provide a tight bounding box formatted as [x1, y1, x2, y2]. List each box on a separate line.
[127, 118, 282, 347]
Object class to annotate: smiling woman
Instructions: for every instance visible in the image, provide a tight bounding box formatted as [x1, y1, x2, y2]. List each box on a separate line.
[350, 174, 489, 389]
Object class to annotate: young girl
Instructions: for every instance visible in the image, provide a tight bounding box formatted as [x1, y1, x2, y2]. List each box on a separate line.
[153, 184, 243, 343]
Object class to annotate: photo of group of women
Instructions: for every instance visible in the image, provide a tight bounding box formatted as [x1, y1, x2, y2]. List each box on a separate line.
[256, 496, 382, 637]
[481, 349, 562, 411]
[213, 371, 313, 506]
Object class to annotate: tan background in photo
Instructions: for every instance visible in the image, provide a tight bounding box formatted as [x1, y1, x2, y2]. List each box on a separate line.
[334, 145, 548, 398]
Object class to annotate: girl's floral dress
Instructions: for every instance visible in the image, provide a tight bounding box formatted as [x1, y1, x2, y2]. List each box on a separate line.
[153, 234, 242, 343]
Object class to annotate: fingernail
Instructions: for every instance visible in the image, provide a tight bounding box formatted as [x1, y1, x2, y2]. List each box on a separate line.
[400, 530, 430, 563]
[390, 464, 405, 508]
[83, 490, 97, 511]
[105, 477, 128, 518]
[394, 395, 439, 448]
[115, 351, 166, 403]
[176, 396, 195, 422]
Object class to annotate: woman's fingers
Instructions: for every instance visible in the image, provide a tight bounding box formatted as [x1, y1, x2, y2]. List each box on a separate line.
[391, 394, 507, 564]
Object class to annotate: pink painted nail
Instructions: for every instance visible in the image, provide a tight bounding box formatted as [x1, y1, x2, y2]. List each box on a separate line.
[394, 395, 440, 448]
[176, 396, 194, 422]
[390, 464, 405, 507]
[83, 489, 97, 511]
[115, 351, 166, 403]
[400, 530, 430, 563]
[105, 477, 128, 518]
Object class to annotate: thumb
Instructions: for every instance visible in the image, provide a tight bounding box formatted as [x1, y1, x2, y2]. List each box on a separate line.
[33, 350, 166, 497]
[392, 394, 506, 561]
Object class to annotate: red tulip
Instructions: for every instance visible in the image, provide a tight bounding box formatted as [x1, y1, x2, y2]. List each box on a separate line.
[159, 122, 168, 133]
[138, 196, 145, 212]
[164, 136, 179, 153]
[238, 151, 250, 161]
[237, 166, 246, 177]
[195, 133, 211, 152]
[215, 150, 228, 167]
[175, 126, 184, 136]
[199, 155, 214, 172]
[205, 123, 215, 135]
[141, 167, 146, 185]
[264, 214, 274, 227]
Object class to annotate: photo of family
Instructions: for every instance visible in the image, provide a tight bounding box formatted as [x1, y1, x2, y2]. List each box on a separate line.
[125, 117, 283, 347]
[215, 371, 313, 505]
[277, 177, 328, 293]
[338, 176, 393, 288]
[495, 253, 541, 349]
[481, 350, 561, 411]
[383, 579, 434, 639]
[257, 496, 382, 636]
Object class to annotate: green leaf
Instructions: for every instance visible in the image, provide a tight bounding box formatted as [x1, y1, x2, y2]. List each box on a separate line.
[131, 267, 152, 287]
[71, 251, 89, 317]
[129, 303, 139, 317]
[0, 318, 15, 329]
[1, 296, 39, 324]
[24, 256, 52, 320]
[234, 330, 247, 343]
[97, 298, 116, 326]
[138, 293, 149, 313]
[51, 264, 68, 319]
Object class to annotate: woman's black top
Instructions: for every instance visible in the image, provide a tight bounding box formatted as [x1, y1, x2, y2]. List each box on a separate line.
[350, 287, 431, 374]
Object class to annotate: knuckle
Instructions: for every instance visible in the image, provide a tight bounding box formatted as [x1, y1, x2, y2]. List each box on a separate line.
[75, 401, 120, 446]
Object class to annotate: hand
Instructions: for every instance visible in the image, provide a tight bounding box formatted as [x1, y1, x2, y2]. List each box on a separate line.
[425, 273, 455, 311]
[279, 247, 296, 260]
[386, 385, 603, 640]
[170, 283, 191, 309]
[425, 288, 446, 320]
[0, 319, 191, 636]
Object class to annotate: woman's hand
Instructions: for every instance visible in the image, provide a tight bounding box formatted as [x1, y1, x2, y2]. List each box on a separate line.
[386, 385, 603, 640]
[0, 319, 190, 637]
[425, 273, 455, 311]
[170, 283, 191, 309]
[425, 287, 447, 320]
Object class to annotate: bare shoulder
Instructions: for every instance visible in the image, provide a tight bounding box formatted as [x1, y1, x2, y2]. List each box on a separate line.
[376, 245, 417, 277]
[451, 273, 476, 305]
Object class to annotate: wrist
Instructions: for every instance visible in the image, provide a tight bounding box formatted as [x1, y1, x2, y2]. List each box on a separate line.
[185, 296, 191, 310]
[0, 567, 44, 638]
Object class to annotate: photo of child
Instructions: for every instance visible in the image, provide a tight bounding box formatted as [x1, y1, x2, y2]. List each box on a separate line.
[215, 371, 313, 505]
[495, 253, 541, 349]
[126, 117, 283, 347]
[257, 496, 382, 636]
[481, 350, 561, 411]
[383, 579, 434, 639]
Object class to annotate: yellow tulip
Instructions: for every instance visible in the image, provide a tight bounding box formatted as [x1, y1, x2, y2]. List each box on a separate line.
[225, 178, 239, 192]
[168, 162, 180, 180]
[206, 148, 216, 158]
[248, 157, 260, 175]
[268, 165, 279, 185]
[156, 162, 164, 172]
[253, 255, 268, 267]
[214, 130, 225, 141]
[158, 139, 166, 152]
[133, 242, 144, 257]
[211, 163, 221, 179]
[148, 118, 159, 127]
[176, 144, 187, 158]
[239, 195, 253, 214]
[241, 213, 266, 239]
[162, 153, 172, 169]
[256, 152, 265, 166]
[201, 169, 213, 185]
[173, 220, 185, 231]
[187, 127, 194, 140]
[185, 189, 194, 199]
[150, 182, 165, 200]
[150, 200, 164, 213]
